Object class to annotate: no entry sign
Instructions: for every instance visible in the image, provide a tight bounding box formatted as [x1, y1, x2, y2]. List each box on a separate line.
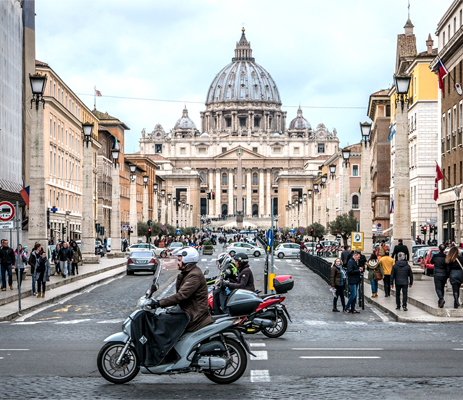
[0, 201, 15, 222]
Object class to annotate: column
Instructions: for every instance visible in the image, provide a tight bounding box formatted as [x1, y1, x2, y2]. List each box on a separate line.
[111, 165, 122, 254]
[160, 196, 166, 225]
[320, 186, 327, 230]
[342, 162, 350, 214]
[360, 143, 373, 254]
[455, 199, 461, 246]
[228, 169, 233, 216]
[153, 191, 158, 222]
[215, 169, 221, 217]
[236, 150, 244, 229]
[28, 103, 48, 256]
[142, 185, 148, 221]
[259, 169, 264, 218]
[266, 170, 271, 217]
[129, 177, 138, 243]
[246, 169, 252, 217]
[208, 169, 214, 218]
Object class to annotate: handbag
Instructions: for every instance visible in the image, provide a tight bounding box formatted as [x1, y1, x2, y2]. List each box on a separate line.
[374, 269, 383, 280]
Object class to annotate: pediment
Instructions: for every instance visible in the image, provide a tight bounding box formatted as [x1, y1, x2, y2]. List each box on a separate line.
[214, 146, 265, 160]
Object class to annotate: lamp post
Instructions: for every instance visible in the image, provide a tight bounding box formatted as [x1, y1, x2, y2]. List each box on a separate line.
[28, 73, 49, 256]
[392, 73, 413, 260]
[142, 175, 149, 222]
[160, 189, 166, 225]
[82, 122, 94, 148]
[167, 193, 172, 225]
[190, 204, 193, 227]
[313, 183, 319, 224]
[359, 121, 373, 253]
[129, 164, 138, 244]
[303, 193, 308, 226]
[153, 183, 159, 222]
[110, 138, 123, 254]
[173, 197, 177, 227]
[342, 148, 351, 213]
[328, 165, 336, 234]
[308, 188, 314, 226]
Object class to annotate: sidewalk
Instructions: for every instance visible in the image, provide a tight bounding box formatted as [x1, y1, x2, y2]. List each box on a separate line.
[364, 275, 463, 323]
[0, 256, 127, 321]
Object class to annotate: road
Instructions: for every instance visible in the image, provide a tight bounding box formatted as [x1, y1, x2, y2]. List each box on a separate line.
[1, 240, 463, 399]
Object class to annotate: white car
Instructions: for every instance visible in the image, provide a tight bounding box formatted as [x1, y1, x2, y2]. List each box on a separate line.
[168, 242, 184, 253]
[126, 244, 167, 258]
[274, 243, 301, 259]
[227, 242, 262, 258]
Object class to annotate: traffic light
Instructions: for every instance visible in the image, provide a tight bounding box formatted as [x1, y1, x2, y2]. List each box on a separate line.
[212, 192, 215, 200]
[310, 228, 314, 235]
[207, 192, 211, 200]
[47, 209, 50, 229]
[421, 226, 427, 235]
[429, 225, 434, 233]
[62, 226, 67, 234]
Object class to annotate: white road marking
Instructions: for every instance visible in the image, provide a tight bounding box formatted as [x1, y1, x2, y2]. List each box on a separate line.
[453, 348, 463, 350]
[0, 357, 3, 360]
[300, 356, 381, 359]
[55, 319, 92, 325]
[11, 321, 45, 325]
[250, 370, 270, 382]
[304, 320, 328, 325]
[97, 319, 125, 324]
[367, 304, 391, 322]
[292, 348, 383, 351]
[250, 351, 268, 360]
[287, 260, 293, 263]
[344, 321, 367, 325]
[201, 259, 207, 261]
[250, 343, 266, 347]
[0, 349, 29, 351]
[273, 265, 279, 270]
[295, 267, 305, 270]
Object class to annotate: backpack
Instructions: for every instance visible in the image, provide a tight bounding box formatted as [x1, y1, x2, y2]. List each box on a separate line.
[36, 258, 46, 273]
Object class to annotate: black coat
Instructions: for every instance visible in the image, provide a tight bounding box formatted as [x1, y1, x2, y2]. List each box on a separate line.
[392, 244, 410, 261]
[430, 251, 448, 278]
[228, 265, 255, 292]
[341, 250, 350, 266]
[0, 246, 15, 266]
[346, 258, 361, 285]
[448, 256, 463, 285]
[391, 260, 413, 286]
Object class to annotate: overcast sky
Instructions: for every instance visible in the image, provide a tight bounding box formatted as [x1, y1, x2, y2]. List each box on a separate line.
[35, 0, 450, 153]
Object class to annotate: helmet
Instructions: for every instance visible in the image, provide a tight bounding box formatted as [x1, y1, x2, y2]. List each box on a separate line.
[179, 247, 199, 265]
[234, 252, 249, 267]
[220, 255, 234, 272]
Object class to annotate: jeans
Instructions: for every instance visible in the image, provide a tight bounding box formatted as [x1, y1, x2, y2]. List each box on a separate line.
[383, 275, 391, 296]
[434, 276, 447, 302]
[1, 264, 13, 288]
[67, 262, 72, 276]
[60, 261, 68, 277]
[371, 279, 378, 294]
[345, 284, 358, 311]
[395, 284, 408, 308]
[31, 273, 36, 294]
[55, 262, 61, 274]
[333, 285, 345, 309]
[452, 283, 461, 307]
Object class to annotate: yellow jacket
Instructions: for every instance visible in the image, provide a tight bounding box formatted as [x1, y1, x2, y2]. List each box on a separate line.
[379, 256, 394, 275]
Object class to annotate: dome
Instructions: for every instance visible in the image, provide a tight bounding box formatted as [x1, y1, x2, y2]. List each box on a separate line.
[272, 133, 280, 137]
[200, 132, 210, 137]
[206, 29, 281, 105]
[289, 107, 311, 130]
[174, 107, 197, 130]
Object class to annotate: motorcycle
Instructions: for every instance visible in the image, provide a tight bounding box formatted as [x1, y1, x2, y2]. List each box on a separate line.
[97, 267, 259, 385]
[207, 275, 294, 339]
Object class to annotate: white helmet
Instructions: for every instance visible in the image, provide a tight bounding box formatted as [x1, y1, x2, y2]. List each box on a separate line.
[179, 247, 199, 264]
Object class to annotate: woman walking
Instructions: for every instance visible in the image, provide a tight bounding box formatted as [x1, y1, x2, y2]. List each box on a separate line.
[34, 251, 51, 298]
[366, 253, 383, 298]
[330, 258, 346, 312]
[445, 246, 463, 308]
[71, 241, 82, 275]
[14, 244, 28, 288]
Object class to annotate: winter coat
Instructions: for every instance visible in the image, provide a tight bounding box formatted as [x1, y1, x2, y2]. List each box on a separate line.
[330, 265, 342, 287]
[392, 244, 410, 261]
[341, 250, 350, 266]
[447, 256, 463, 285]
[0, 246, 15, 266]
[72, 246, 82, 264]
[159, 264, 214, 332]
[377, 244, 388, 257]
[379, 256, 394, 275]
[28, 251, 39, 274]
[430, 251, 448, 279]
[391, 260, 413, 286]
[58, 247, 70, 262]
[34, 257, 51, 282]
[366, 259, 383, 281]
[14, 250, 28, 270]
[228, 265, 255, 292]
[346, 258, 361, 285]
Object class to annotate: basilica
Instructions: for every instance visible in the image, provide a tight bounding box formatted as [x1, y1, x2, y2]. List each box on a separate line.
[138, 29, 340, 228]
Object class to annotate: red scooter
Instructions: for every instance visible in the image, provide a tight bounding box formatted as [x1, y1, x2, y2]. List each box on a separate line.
[208, 275, 293, 338]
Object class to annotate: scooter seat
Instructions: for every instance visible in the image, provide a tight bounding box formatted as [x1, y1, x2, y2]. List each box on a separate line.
[212, 314, 229, 320]
[259, 294, 277, 299]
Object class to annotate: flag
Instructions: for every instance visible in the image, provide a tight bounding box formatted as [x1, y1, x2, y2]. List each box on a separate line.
[390, 198, 394, 214]
[387, 123, 396, 142]
[434, 163, 444, 201]
[438, 57, 448, 94]
[359, 187, 361, 195]
[112, 137, 119, 150]
[95, 89, 102, 97]
[20, 186, 30, 209]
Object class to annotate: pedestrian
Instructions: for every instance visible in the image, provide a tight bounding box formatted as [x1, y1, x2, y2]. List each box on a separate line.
[391, 239, 410, 261]
[391, 252, 413, 311]
[344, 251, 362, 314]
[430, 244, 448, 308]
[34, 250, 51, 298]
[70, 242, 81, 275]
[52, 243, 61, 275]
[445, 246, 463, 308]
[341, 245, 350, 268]
[377, 240, 388, 259]
[379, 251, 394, 297]
[0, 239, 15, 291]
[330, 258, 346, 312]
[28, 243, 41, 295]
[14, 244, 28, 288]
[58, 242, 70, 278]
[366, 253, 383, 297]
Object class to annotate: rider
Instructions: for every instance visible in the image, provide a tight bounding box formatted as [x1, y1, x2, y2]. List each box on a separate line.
[222, 252, 255, 292]
[152, 247, 214, 332]
[212, 253, 238, 314]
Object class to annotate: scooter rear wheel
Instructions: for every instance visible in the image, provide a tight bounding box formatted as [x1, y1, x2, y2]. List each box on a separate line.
[97, 341, 139, 384]
[262, 311, 288, 338]
[204, 337, 247, 384]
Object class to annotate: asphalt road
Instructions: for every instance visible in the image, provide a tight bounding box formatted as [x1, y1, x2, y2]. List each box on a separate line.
[1, 239, 463, 399]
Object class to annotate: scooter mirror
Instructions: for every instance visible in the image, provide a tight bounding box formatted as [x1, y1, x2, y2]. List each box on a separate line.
[204, 269, 209, 276]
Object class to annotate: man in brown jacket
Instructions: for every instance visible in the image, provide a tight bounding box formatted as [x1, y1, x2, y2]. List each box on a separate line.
[158, 247, 214, 332]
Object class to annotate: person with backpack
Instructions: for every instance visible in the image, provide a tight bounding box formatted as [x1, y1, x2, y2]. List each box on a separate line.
[34, 250, 51, 298]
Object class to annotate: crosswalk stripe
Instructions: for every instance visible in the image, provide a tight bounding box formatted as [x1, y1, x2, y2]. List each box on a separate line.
[300, 356, 381, 359]
[250, 370, 270, 382]
[250, 351, 268, 360]
[250, 343, 266, 347]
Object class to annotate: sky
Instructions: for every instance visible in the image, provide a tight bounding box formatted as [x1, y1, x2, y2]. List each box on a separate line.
[35, 0, 451, 153]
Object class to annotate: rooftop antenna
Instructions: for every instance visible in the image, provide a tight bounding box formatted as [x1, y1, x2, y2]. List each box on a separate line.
[408, 0, 410, 20]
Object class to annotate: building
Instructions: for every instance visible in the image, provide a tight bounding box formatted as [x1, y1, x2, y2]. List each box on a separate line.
[432, 0, 463, 243]
[138, 29, 340, 228]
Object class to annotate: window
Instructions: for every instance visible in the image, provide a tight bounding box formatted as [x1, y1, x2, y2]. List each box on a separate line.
[274, 171, 278, 183]
[180, 147, 186, 155]
[239, 117, 246, 127]
[222, 173, 227, 185]
[252, 147, 258, 153]
[253, 173, 258, 185]
[198, 147, 206, 155]
[352, 194, 359, 209]
[226, 118, 232, 127]
[253, 189, 258, 193]
[222, 147, 227, 153]
[222, 190, 227, 194]
[454, 17, 457, 35]
[414, 75, 417, 96]
[460, 162, 462, 185]
[454, 164, 457, 187]
[254, 117, 260, 128]
[273, 147, 281, 154]
[155, 144, 162, 154]
[317, 143, 325, 153]
[386, 105, 390, 117]
[352, 165, 359, 176]
[294, 147, 300, 155]
[443, 31, 446, 45]
[200, 172, 206, 183]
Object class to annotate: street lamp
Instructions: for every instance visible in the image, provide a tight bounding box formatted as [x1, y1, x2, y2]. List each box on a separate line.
[313, 184, 319, 192]
[129, 164, 137, 174]
[29, 73, 47, 109]
[360, 121, 372, 146]
[394, 74, 411, 111]
[153, 183, 158, 193]
[329, 164, 336, 179]
[321, 175, 327, 188]
[167, 193, 172, 201]
[111, 138, 120, 166]
[342, 148, 351, 167]
[143, 175, 149, 186]
[82, 122, 94, 148]
[308, 189, 313, 197]
[161, 189, 166, 196]
[303, 193, 307, 200]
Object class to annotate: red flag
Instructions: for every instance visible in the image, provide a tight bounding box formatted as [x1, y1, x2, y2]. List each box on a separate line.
[437, 58, 448, 95]
[95, 89, 102, 97]
[434, 163, 444, 201]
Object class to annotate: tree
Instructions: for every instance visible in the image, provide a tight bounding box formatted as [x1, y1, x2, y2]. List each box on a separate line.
[281, 227, 291, 235]
[328, 210, 359, 246]
[307, 222, 326, 240]
[137, 222, 149, 241]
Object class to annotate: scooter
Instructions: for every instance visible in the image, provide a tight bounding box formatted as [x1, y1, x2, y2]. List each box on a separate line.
[97, 267, 258, 385]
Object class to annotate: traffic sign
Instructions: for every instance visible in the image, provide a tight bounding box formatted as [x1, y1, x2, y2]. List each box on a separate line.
[299, 228, 305, 234]
[0, 201, 15, 222]
[266, 229, 274, 248]
[161, 225, 167, 231]
[0, 221, 14, 230]
[351, 231, 364, 251]
[122, 225, 130, 230]
[176, 229, 181, 235]
[278, 229, 282, 233]
[290, 229, 296, 234]
[195, 230, 198, 235]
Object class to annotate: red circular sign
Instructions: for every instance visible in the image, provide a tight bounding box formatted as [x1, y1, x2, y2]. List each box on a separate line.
[0, 201, 15, 222]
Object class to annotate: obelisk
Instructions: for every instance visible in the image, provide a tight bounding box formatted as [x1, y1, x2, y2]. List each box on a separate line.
[236, 147, 244, 229]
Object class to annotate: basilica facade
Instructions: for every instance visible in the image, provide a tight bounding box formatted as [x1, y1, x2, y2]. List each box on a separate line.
[138, 29, 340, 228]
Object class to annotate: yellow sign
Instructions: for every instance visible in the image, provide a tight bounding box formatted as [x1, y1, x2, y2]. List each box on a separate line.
[269, 273, 276, 290]
[351, 232, 364, 251]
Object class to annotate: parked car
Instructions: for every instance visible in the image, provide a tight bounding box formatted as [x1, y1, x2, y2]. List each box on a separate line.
[227, 242, 261, 258]
[412, 247, 431, 266]
[168, 242, 184, 253]
[126, 243, 167, 258]
[126, 250, 158, 275]
[274, 243, 300, 259]
[419, 248, 440, 276]
[412, 244, 429, 255]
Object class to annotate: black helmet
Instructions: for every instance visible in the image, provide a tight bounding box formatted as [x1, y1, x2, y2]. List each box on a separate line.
[234, 252, 249, 267]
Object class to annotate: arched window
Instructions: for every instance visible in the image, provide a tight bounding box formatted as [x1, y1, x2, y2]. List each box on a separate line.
[253, 173, 258, 185]
[200, 172, 206, 183]
[352, 194, 359, 209]
[274, 171, 279, 183]
[222, 173, 227, 185]
[252, 204, 259, 216]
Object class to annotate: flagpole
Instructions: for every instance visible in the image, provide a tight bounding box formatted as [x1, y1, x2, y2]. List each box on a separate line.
[94, 85, 96, 110]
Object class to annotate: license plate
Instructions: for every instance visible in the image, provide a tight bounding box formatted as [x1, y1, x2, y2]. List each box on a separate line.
[136, 260, 148, 264]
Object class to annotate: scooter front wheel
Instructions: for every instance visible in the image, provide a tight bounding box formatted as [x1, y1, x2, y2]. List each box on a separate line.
[97, 341, 139, 384]
[262, 311, 288, 338]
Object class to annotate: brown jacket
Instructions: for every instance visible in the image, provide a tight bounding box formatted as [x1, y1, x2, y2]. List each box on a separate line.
[330, 265, 342, 287]
[159, 264, 214, 332]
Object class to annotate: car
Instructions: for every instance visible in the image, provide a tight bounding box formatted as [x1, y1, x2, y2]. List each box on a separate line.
[412, 247, 431, 266]
[126, 243, 167, 258]
[419, 248, 440, 276]
[168, 242, 184, 253]
[227, 242, 262, 258]
[127, 250, 158, 275]
[274, 243, 301, 259]
[412, 244, 429, 255]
